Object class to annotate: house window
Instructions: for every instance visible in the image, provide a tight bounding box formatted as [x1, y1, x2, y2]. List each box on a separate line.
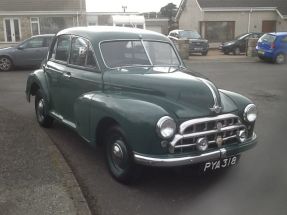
[201, 21, 235, 43]
[30, 17, 40, 35]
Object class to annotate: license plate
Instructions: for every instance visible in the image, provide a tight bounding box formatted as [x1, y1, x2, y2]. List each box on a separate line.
[203, 156, 238, 172]
[258, 50, 265, 55]
[194, 48, 203, 51]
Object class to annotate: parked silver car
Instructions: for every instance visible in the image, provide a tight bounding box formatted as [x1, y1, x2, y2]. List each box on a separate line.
[0, 34, 54, 71]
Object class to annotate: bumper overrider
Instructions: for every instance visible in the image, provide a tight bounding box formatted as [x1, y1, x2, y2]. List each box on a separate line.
[134, 133, 257, 167]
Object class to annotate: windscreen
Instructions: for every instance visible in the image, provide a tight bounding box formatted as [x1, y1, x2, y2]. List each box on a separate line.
[179, 31, 201, 39]
[101, 40, 180, 68]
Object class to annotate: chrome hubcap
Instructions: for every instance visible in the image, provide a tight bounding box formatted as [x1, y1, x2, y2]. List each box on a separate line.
[0, 58, 11, 71]
[111, 141, 126, 168]
[112, 142, 124, 159]
[37, 99, 45, 122]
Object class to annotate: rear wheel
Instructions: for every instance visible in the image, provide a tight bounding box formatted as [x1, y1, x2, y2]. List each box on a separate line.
[35, 90, 54, 127]
[274, 53, 286, 64]
[233, 47, 240, 55]
[0, 56, 12, 71]
[202, 51, 208, 56]
[105, 125, 141, 184]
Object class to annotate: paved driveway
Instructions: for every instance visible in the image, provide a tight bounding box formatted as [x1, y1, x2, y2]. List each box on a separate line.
[0, 61, 286, 215]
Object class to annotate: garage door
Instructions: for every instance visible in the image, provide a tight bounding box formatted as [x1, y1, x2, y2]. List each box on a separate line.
[146, 26, 162, 34]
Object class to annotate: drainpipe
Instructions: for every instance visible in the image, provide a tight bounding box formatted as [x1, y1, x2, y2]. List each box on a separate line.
[248, 8, 253, 33]
[76, 11, 79, 26]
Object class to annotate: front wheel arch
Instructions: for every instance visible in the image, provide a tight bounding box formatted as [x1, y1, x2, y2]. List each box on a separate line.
[96, 117, 119, 147]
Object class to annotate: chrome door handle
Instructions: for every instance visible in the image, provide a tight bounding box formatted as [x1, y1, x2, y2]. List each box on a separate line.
[63, 72, 71, 79]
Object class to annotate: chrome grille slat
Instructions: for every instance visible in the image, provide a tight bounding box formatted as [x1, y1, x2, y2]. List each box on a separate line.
[171, 114, 246, 154]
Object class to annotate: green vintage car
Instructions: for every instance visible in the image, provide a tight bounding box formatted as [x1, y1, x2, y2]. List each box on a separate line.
[26, 27, 257, 183]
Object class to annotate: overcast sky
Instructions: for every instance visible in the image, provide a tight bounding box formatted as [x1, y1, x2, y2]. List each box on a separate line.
[86, 0, 182, 13]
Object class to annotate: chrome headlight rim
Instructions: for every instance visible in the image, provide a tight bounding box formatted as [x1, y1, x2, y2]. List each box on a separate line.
[156, 116, 176, 139]
[244, 104, 257, 122]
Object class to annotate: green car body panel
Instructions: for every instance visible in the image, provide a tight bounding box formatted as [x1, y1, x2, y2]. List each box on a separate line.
[26, 26, 257, 166]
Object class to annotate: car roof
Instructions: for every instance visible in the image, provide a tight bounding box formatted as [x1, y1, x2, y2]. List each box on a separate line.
[31, 34, 54, 38]
[57, 26, 169, 44]
[268, 32, 287, 37]
[170, 29, 197, 33]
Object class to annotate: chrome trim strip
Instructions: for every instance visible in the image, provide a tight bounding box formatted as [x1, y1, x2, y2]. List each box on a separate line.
[208, 135, 237, 144]
[179, 113, 239, 134]
[141, 39, 153, 66]
[199, 78, 222, 113]
[134, 133, 257, 167]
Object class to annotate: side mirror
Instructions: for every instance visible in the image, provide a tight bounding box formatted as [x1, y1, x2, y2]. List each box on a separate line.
[17, 45, 25, 50]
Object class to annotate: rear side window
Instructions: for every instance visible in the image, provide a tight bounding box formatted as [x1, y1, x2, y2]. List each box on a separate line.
[52, 35, 70, 62]
[259, 34, 276, 44]
[69, 37, 98, 69]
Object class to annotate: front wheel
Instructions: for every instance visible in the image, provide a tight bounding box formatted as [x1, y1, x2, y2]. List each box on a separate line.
[35, 90, 54, 127]
[105, 125, 141, 184]
[274, 53, 286, 64]
[0, 56, 12, 71]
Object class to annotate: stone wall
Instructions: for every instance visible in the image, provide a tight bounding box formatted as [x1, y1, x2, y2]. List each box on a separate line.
[0, 17, 5, 42]
[21, 16, 32, 40]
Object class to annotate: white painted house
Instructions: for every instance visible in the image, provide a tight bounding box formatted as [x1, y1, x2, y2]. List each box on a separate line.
[176, 0, 287, 45]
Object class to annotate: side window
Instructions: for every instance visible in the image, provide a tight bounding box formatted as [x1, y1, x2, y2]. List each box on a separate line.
[52, 35, 70, 62]
[282, 36, 287, 43]
[70, 37, 88, 66]
[23, 37, 44, 48]
[43, 37, 53, 47]
[86, 48, 97, 68]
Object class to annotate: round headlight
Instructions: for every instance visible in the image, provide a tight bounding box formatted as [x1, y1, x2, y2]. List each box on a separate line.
[156, 116, 176, 139]
[244, 104, 257, 122]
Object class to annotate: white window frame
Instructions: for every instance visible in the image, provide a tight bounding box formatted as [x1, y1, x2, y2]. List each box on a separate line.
[3, 17, 22, 43]
[30, 17, 40, 35]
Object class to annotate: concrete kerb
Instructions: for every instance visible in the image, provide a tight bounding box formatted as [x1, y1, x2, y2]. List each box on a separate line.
[186, 49, 260, 64]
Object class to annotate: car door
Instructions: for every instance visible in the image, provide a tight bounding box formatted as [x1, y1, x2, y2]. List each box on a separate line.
[45, 35, 71, 117]
[239, 35, 250, 52]
[13, 36, 47, 66]
[59, 36, 102, 129]
[280, 36, 287, 54]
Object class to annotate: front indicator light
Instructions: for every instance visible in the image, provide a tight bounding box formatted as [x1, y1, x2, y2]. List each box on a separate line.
[196, 137, 208, 151]
[237, 130, 247, 143]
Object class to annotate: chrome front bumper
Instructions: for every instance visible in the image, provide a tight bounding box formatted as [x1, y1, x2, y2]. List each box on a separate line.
[134, 133, 257, 167]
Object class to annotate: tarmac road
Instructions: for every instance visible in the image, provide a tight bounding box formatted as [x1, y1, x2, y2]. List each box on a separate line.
[1, 60, 287, 215]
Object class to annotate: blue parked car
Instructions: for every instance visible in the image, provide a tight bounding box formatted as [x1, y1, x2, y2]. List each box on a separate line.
[256, 32, 287, 64]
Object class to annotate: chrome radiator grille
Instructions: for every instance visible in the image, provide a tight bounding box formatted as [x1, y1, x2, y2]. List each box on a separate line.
[169, 114, 246, 153]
